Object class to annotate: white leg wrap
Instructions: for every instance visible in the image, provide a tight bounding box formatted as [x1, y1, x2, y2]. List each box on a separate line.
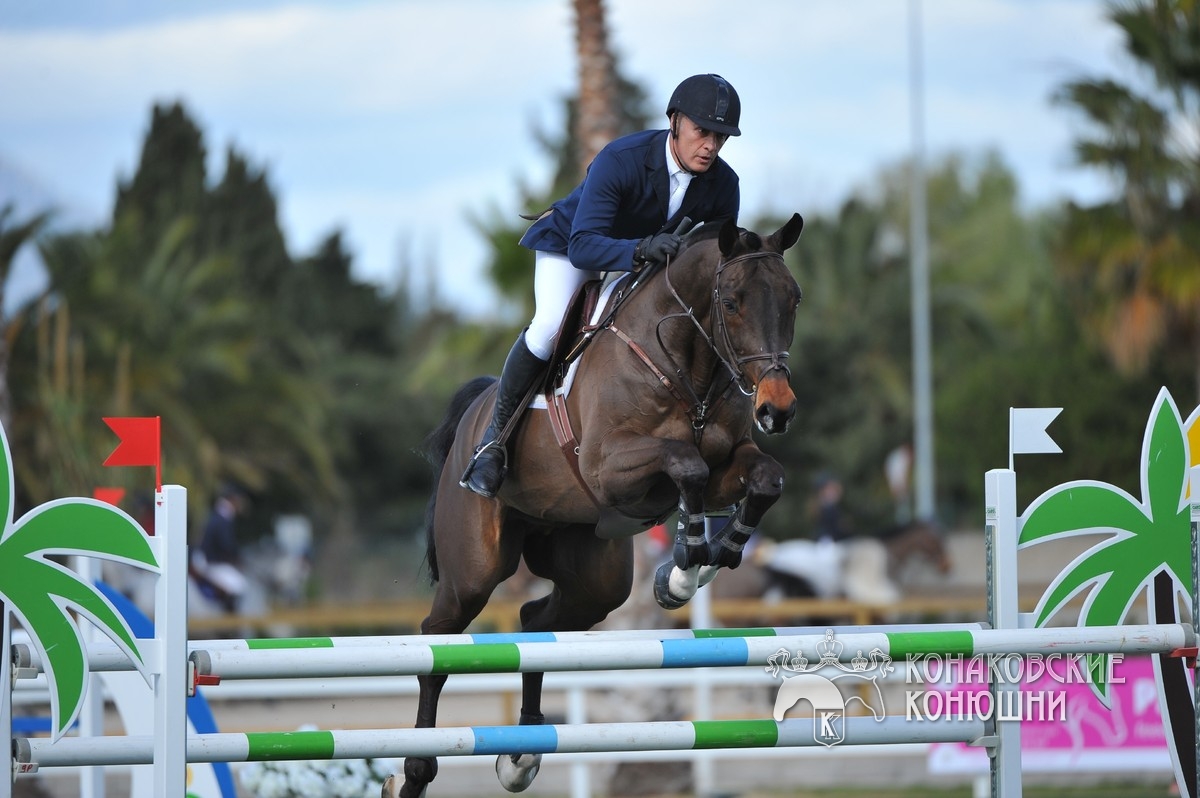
[668, 564, 701, 602]
[697, 564, 721, 588]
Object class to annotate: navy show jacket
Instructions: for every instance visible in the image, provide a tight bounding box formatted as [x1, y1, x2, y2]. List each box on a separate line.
[518, 129, 740, 273]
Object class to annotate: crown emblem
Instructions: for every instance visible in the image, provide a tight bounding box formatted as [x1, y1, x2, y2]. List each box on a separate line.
[816, 629, 843, 663]
[764, 630, 894, 678]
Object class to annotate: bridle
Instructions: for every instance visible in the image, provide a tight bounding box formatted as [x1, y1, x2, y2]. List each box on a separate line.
[602, 245, 795, 439]
[661, 249, 794, 397]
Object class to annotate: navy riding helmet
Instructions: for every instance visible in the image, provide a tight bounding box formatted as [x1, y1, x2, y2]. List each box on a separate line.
[666, 74, 741, 137]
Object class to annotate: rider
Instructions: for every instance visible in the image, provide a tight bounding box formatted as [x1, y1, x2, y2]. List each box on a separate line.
[460, 73, 743, 498]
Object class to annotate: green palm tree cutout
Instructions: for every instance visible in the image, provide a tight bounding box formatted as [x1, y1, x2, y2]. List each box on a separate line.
[0, 424, 158, 740]
[1019, 387, 1192, 704]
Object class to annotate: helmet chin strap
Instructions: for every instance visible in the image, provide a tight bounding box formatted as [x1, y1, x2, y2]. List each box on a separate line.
[668, 114, 699, 176]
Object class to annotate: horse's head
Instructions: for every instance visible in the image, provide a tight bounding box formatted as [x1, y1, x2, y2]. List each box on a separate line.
[710, 213, 804, 434]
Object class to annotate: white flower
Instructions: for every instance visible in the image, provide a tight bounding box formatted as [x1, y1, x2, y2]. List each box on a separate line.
[256, 769, 290, 798]
[328, 772, 368, 794]
[239, 729, 396, 798]
[240, 762, 264, 790]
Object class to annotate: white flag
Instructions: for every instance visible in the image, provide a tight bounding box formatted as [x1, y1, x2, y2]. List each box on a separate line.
[1010, 407, 1063, 458]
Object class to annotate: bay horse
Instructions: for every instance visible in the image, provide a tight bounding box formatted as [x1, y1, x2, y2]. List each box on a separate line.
[385, 214, 804, 798]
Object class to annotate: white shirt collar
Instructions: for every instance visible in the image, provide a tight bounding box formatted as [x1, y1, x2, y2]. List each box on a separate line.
[665, 135, 692, 184]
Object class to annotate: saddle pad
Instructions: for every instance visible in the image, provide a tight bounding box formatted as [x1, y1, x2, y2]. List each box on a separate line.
[529, 273, 630, 410]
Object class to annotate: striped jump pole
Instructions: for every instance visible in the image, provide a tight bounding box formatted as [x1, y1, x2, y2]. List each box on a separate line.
[11, 622, 988, 674]
[15, 716, 988, 768]
[187, 624, 1195, 681]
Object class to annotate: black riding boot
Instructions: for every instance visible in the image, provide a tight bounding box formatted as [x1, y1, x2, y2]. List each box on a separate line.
[459, 334, 548, 498]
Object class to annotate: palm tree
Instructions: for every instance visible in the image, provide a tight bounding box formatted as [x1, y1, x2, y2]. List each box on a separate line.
[1053, 0, 1200, 398]
[573, 0, 621, 174]
[26, 212, 340, 521]
[0, 421, 157, 739]
[1019, 388, 1193, 796]
[0, 205, 50, 432]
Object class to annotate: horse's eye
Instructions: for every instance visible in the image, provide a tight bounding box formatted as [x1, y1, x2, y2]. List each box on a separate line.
[722, 298, 737, 314]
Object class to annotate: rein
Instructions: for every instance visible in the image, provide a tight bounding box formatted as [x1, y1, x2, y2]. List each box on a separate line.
[658, 249, 791, 411]
[544, 242, 792, 512]
[594, 247, 792, 440]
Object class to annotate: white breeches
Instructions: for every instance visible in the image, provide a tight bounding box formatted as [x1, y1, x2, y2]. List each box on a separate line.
[525, 250, 594, 360]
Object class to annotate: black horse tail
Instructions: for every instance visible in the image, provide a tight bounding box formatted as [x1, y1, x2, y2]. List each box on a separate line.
[421, 375, 496, 583]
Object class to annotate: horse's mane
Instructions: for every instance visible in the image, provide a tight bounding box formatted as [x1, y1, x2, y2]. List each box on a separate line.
[677, 221, 725, 254]
[676, 220, 765, 260]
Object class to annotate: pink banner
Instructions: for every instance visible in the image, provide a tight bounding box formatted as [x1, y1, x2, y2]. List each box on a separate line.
[926, 654, 1172, 773]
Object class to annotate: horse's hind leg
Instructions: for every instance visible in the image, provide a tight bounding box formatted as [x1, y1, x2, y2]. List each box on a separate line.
[493, 668, 547, 793]
[494, 595, 555, 793]
[387, 501, 523, 798]
[494, 528, 635, 793]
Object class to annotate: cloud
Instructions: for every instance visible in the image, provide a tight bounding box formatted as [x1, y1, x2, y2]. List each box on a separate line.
[0, 0, 1124, 318]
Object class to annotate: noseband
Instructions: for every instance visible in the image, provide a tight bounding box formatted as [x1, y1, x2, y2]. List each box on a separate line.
[664, 249, 793, 397]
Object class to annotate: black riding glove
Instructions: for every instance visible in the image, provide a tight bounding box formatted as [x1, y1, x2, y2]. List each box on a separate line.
[634, 232, 682, 268]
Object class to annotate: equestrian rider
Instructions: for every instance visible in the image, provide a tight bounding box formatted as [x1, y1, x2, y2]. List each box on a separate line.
[460, 73, 743, 498]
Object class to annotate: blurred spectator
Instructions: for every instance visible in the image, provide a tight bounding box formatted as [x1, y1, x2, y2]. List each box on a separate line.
[812, 472, 849, 543]
[191, 484, 248, 612]
[884, 443, 914, 524]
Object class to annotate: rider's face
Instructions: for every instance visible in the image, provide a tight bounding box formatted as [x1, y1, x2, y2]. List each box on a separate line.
[670, 114, 728, 173]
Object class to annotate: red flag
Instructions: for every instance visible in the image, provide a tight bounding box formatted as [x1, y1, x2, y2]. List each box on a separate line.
[102, 416, 161, 490]
[92, 487, 126, 507]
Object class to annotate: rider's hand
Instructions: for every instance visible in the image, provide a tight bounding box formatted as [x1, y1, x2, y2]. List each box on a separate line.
[634, 232, 682, 268]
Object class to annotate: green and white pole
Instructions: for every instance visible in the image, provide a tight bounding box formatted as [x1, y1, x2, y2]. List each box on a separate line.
[16, 716, 988, 767]
[183, 624, 1192, 682]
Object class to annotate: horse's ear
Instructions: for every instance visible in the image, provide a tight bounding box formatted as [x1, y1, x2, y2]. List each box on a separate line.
[718, 218, 740, 256]
[768, 213, 804, 252]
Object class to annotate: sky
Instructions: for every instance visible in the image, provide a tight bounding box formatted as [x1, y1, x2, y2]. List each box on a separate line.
[0, 0, 1127, 319]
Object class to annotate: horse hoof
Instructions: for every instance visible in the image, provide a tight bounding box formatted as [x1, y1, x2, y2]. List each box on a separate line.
[496, 753, 542, 792]
[653, 562, 691, 610]
[380, 775, 421, 798]
[382, 775, 426, 798]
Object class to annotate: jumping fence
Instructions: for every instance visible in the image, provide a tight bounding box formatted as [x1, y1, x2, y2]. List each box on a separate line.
[3, 396, 1199, 798]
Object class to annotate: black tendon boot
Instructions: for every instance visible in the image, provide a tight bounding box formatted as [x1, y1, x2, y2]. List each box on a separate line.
[460, 334, 548, 498]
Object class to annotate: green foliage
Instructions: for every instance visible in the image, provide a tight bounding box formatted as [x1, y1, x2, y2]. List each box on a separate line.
[755, 152, 1067, 534]
[1051, 0, 1200, 395]
[114, 102, 208, 236]
[471, 62, 653, 308]
[6, 101, 472, 553]
[7, 0, 1200, 590]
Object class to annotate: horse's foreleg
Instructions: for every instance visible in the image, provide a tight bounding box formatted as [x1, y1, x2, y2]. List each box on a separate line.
[697, 444, 786, 586]
[584, 435, 709, 610]
[653, 465, 713, 610]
